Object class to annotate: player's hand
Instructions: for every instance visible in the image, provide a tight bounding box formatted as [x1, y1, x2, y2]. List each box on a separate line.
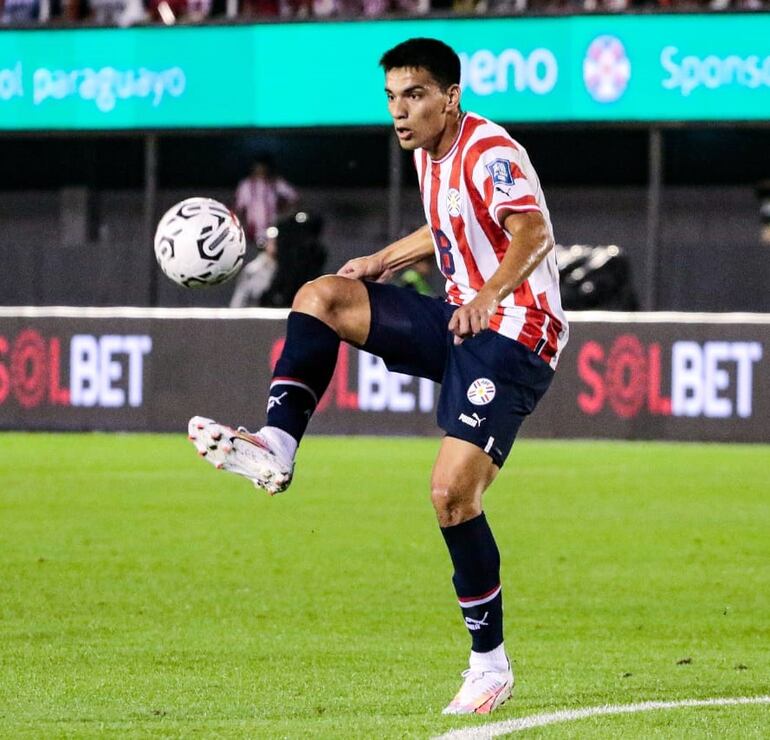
[336, 255, 394, 283]
[448, 293, 498, 345]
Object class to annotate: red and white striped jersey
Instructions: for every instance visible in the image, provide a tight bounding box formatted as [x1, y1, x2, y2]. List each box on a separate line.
[414, 111, 569, 368]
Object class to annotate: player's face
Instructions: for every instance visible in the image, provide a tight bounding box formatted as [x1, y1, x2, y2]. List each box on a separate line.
[385, 67, 461, 157]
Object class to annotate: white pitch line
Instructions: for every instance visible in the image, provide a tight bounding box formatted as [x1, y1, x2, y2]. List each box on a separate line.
[433, 696, 770, 739]
[1, 306, 769, 324]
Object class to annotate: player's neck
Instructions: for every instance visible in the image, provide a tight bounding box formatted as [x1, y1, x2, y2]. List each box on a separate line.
[429, 112, 465, 161]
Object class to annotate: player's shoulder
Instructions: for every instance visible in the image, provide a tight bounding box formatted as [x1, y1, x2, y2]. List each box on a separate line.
[464, 112, 526, 157]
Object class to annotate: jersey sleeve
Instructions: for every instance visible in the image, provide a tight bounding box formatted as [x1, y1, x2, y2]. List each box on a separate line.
[467, 142, 541, 229]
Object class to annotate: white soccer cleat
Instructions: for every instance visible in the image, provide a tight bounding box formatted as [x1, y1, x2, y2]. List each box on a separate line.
[442, 662, 514, 715]
[187, 415, 293, 495]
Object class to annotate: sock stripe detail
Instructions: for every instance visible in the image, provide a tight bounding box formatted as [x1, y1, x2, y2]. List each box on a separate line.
[270, 378, 319, 406]
[458, 584, 501, 608]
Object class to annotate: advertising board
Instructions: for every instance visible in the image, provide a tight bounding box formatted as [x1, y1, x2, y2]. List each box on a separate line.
[1, 309, 767, 443]
[0, 15, 768, 130]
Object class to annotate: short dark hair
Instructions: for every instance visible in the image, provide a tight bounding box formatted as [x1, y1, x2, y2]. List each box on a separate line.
[379, 38, 461, 90]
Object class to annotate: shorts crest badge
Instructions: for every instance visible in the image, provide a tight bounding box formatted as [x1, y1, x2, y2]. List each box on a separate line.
[485, 159, 515, 186]
[467, 378, 496, 406]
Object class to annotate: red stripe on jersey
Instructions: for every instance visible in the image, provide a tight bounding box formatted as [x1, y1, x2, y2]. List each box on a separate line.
[483, 178, 494, 209]
[517, 308, 546, 352]
[463, 166, 509, 262]
[419, 150, 428, 197]
[537, 291, 563, 363]
[497, 195, 538, 210]
[489, 307, 503, 332]
[495, 196, 541, 229]
[447, 282, 463, 306]
[447, 118, 486, 291]
[513, 279, 545, 351]
[428, 160, 445, 279]
[498, 206, 541, 217]
[429, 161, 440, 224]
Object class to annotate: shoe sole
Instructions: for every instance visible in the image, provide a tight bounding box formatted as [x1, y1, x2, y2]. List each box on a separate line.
[442, 677, 514, 715]
[187, 416, 292, 495]
[475, 681, 513, 714]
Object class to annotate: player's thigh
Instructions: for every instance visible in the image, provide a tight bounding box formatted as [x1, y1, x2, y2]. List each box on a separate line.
[437, 331, 554, 468]
[430, 436, 499, 526]
[361, 281, 452, 383]
[293, 275, 372, 345]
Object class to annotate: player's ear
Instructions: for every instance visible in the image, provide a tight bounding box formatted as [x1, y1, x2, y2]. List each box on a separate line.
[445, 84, 461, 114]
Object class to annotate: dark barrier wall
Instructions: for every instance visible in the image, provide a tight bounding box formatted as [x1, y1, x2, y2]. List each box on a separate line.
[0, 309, 767, 443]
[2, 186, 769, 313]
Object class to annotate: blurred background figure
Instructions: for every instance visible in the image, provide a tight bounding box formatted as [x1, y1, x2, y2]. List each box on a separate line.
[229, 230, 279, 307]
[230, 211, 327, 308]
[1, 0, 42, 22]
[89, 0, 146, 26]
[148, 0, 214, 23]
[234, 154, 299, 249]
[260, 211, 327, 308]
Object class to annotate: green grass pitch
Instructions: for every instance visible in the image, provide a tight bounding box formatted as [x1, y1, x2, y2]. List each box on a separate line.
[1, 433, 769, 738]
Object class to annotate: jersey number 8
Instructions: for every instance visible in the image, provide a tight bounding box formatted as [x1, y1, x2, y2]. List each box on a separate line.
[433, 228, 456, 277]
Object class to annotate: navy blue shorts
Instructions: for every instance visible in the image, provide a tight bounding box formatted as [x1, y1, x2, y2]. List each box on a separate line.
[361, 281, 554, 467]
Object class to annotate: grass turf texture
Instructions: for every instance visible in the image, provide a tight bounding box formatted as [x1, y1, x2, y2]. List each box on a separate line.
[1, 434, 769, 738]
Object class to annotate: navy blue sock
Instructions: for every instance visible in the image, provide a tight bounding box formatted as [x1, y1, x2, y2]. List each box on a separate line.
[267, 311, 339, 442]
[440, 513, 504, 653]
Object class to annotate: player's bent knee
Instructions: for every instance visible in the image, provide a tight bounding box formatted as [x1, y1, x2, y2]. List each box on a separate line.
[292, 275, 360, 327]
[292, 276, 338, 317]
[430, 481, 481, 528]
[292, 275, 370, 344]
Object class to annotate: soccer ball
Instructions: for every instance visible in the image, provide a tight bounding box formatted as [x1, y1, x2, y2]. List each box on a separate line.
[154, 197, 246, 288]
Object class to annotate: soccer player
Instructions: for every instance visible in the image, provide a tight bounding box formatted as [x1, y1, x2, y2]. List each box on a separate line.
[189, 37, 568, 715]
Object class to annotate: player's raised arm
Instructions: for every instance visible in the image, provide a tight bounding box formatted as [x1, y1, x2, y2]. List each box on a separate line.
[448, 211, 552, 343]
[336, 224, 434, 282]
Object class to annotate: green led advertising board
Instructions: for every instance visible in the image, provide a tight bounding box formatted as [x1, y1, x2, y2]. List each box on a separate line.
[0, 14, 768, 130]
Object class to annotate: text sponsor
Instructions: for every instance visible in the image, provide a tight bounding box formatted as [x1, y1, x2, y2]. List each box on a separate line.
[459, 48, 558, 96]
[0, 62, 22, 101]
[0, 329, 152, 409]
[0, 62, 186, 112]
[661, 46, 770, 97]
[577, 335, 762, 419]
